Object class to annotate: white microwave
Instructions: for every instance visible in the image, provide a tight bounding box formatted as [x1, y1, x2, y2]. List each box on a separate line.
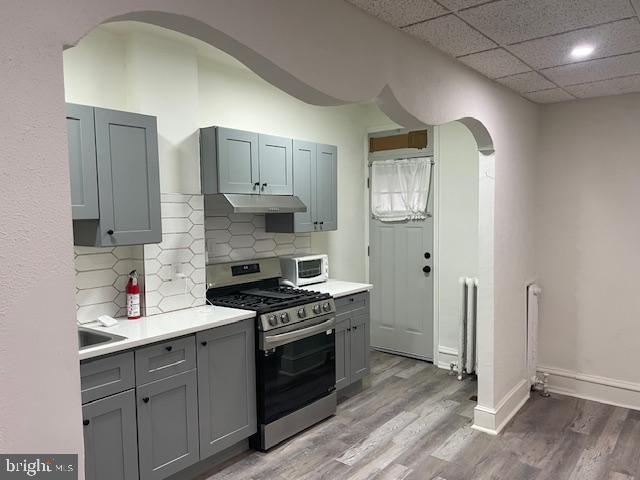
[279, 254, 329, 286]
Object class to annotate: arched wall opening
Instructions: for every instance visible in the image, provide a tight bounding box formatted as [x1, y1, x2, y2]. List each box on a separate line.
[63, 16, 497, 432]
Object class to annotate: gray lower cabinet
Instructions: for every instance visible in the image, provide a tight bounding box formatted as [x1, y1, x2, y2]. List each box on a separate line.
[67, 103, 99, 220]
[335, 320, 350, 391]
[265, 140, 337, 233]
[82, 390, 139, 480]
[335, 292, 370, 391]
[196, 320, 257, 459]
[70, 104, 162, 246]
[136, 370, 200, 480]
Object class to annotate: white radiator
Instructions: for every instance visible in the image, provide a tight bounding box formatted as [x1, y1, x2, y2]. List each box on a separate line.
[456, 277, 478, 379]
[527, 283, 542, 386]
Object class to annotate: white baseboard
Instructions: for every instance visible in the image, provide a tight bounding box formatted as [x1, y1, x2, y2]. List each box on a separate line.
[437, 346, 458, 370]
[537, 365, 640, 411]
[472, 378, 529, 435]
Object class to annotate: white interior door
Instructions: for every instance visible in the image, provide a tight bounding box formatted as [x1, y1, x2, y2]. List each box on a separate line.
[369, 217, 434, 360]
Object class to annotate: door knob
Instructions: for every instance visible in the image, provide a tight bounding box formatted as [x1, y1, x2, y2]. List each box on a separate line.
[423, 265, 431, 273]
[424, 252, 431, 259]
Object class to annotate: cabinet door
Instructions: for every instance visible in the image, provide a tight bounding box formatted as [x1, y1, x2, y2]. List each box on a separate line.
[350, 313, 370, 383]
[137, 370, 199, 480]
[292, 140, 316, 232]
[197, 320, 256, 459]
[217, 128, 259, 194]
[335, 319, 351, 391]
[94, 108, 161, 246]
[258, 134, 293, 195]
[82, 390, 139, 480]
[67, 103, 99, 220]
[315, 144, 338, 231]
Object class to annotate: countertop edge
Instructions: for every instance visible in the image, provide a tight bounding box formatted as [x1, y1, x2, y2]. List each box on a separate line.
[78, 310, 256, 361]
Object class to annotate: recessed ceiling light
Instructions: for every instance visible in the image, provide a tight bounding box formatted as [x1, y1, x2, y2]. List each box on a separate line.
[571, 45, 595, 59]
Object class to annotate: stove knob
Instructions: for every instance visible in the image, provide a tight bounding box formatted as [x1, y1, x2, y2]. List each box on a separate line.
[297, 308, 306, 318]
[323, 302, 331, 312]
[280, 312, 290, 323]
[268, 314, 278, 327]
[313, 304, 321, 314]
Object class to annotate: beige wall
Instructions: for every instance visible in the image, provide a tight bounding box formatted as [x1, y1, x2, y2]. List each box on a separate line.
[536, 94, 640, 405]
[0, 0, 538, 459]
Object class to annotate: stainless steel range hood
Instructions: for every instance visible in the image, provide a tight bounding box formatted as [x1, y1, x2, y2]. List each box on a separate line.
[204, 194, 307, 214]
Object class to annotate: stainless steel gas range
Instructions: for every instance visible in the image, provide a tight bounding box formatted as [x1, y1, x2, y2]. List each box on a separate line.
[206, 257, 336, 451]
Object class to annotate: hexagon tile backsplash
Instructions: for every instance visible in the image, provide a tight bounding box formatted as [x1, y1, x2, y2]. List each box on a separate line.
[143, 194, 207, 315]
[205, 212, 312, 264]
[75, 245, 144, 323]
[74, 194, 314, 322]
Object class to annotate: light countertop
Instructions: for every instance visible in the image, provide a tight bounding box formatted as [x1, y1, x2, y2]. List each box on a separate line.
[79, 305, 255, 361]
[300, 279, 373, 298]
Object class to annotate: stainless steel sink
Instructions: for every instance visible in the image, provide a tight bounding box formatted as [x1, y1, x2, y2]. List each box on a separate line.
[78, 327, 126, 350]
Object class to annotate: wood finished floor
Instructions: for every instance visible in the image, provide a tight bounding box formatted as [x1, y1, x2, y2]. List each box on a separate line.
[202, 351, 640, 480]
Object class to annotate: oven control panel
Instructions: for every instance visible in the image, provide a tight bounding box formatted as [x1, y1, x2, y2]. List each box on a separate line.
[259, 299, 336, 331]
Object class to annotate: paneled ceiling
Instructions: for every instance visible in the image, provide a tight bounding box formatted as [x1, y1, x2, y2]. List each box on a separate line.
[346, 0, 640, 103]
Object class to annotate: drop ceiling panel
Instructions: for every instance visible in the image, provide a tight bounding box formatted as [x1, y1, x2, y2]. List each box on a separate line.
[496, 71, 555, 93]
[524, 88, 575, 104]
[348, 0, 447, 27]
[345, 0, 640, 102]
[459, 0, 635, 45]
[459, 48, 531, 79]
[436, 0, 490, 11]
[566, 74, 640, 98]
[510, 19, 640, 70]
[543, 52, 640, 86]
[404, 14, 496, 56]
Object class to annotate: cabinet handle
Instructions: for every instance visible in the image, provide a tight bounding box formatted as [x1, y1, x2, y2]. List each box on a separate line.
[201, 341, 208, 346]
[107, 229, 114, 235]
[165, 346, 172, 352]
[253, 182, 260, 189]
[350, 298, 355, 302]
[142, 397, 150, 403]
[320, 221, 324, 225]
[313, 221, 318, 225]
[347, 328, 351, 331]
[262, 183, 268, 189]
[353, 325, 358, 330]
[83, 419, 90, 426]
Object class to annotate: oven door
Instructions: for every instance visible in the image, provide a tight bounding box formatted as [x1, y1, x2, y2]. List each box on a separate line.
[257, 316, 336, 424]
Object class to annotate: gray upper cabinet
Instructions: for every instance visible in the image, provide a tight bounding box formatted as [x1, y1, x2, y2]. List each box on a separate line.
[137, 370, 199, 480]
[70, 104, 162, 247]
[83, 390, 139, 480]
[315, 144, 338, 231]
[216, 127, 259, 194]
[291, 140, 316, 232]
[258, 134, 293, 195]
[265, 140, 337, 233]
[196, 319, 257, 459]
[67, 103, 99, 220]
[201, 127, 294, 196]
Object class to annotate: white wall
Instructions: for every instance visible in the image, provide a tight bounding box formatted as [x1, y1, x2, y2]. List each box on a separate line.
[536, 94, 640, 407]
[436, 122, 479, 362]
[63, 24, 390, 282]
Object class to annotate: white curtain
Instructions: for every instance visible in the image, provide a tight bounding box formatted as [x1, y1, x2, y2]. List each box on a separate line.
[371, 157, 433, 222]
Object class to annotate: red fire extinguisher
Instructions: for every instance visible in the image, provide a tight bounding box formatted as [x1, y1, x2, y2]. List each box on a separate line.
[126, 270, 141, 320]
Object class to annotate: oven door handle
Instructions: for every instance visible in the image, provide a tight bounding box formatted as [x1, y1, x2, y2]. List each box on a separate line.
[262, 317, 335, 349]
